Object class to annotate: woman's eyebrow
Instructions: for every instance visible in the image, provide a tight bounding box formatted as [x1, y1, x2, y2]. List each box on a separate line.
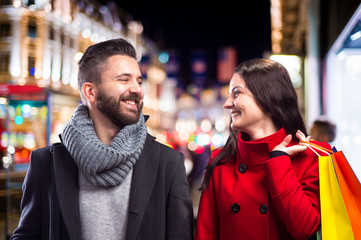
[230, 85, 245, 93]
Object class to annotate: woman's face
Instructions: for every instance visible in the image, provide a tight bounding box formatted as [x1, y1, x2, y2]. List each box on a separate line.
[224, 74, 275, 139]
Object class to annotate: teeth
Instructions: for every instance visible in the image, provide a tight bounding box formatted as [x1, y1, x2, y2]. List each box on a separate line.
[231, 112, 240, 118]
[125, 100, 136, 105]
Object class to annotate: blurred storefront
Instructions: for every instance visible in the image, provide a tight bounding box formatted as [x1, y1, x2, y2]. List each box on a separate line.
[270, 0, 361, 179]
[324, 4, 361, 180]
[269, 0, 317, 123]
[0, 85, 47, 168]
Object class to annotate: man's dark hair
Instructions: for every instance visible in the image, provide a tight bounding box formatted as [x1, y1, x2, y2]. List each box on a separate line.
[78, 38, 137, 101]
[312, 119, 337, 142]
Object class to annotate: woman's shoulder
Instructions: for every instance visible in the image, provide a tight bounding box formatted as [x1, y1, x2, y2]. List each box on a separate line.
[208, 148, 224, 164]
[311, 139, 331, 148]
[306, 140, 332, 156]
[210, 148, 222, 159]
[208, 148, 235, 167]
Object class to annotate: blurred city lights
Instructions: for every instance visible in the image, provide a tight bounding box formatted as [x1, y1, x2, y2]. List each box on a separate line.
[188, 141, 198, 151]
[128, 21, 143, 34]
[0, 97, 7, 105]
[212, 134, 224, 147]
[179, 131, 190, 141]
[24, 134, 36, 149]
[337, 50, 346, 59]
[270, 54, 302, 88]
[13, 0, 21, 8]
[2, 155, 12, 168]
[215, 118, 227, 132]
[350, 31, 361, 41]
[21, 104, 31, 114]
[195, 133, 211, 146]
[74, 52, 83, 62]
[147, 66, 166, 83]
[194, 145, 205, 154]
[200, 119, 212, 132]
[82, 28, 91, 38]
[158, 52, 169, 64]
[18, 78, 26, 86]
[7, 145, 15, 154]
[15, 115, 24, 125]
[90, 32, 99, 42]
[184, 158, 194, 175]
[342, 136, 350, 145]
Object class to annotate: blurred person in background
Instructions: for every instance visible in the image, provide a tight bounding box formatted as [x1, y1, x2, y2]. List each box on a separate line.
[310, 117, 337, 143]
[195, 58, 330, 240]
[11, 38, 193, 240]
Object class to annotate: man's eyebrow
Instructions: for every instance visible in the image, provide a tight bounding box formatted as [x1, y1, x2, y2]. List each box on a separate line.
[114, 73, 131, 78]
[113, 73, 143, 80]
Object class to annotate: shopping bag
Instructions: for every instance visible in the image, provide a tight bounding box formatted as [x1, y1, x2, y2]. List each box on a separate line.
[318, 154, 354, 239]
[332, 150, 361, 239]
[301, 141, 361, 240]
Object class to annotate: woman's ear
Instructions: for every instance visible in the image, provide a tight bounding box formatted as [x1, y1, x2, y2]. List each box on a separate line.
[82, 82, 97, 103]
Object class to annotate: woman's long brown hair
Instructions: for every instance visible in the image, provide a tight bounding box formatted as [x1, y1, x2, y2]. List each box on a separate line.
[200, 58, 307, 191]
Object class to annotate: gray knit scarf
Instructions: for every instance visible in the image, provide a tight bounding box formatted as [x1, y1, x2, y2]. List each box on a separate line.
[61, 104, 147, 187]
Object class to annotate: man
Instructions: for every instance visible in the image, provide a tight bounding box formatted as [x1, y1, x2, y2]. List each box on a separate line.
[310, 118, 337, 143]
[11, 38, 194, 240]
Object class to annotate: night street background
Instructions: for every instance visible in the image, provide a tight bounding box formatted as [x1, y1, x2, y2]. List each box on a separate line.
[118, 0, 272, 86]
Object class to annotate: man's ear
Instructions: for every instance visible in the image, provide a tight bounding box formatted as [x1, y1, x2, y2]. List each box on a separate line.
[82, 82, 97, 103]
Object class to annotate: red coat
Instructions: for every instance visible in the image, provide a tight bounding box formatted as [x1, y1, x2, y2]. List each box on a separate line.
[195, 129, 330, 240]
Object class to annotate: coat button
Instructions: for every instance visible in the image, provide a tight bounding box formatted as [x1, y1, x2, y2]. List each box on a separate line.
[259, 204, 268, 214]
[238, 163, 247, 173]
[231, 203, 240, 213]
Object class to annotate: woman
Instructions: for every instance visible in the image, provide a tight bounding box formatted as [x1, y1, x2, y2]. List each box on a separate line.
[195, 58, 330, 240]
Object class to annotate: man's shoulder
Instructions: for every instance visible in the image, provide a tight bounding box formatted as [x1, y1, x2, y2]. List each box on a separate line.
[27, 146, 54, 174]
[31, 145, 52, 157]
[32, 142, 65, 155]
[145, 134, 184, 159]
[30, 142, 68, 163]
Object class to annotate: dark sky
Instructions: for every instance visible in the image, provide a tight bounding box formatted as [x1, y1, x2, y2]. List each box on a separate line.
[117, 1, 272, 87]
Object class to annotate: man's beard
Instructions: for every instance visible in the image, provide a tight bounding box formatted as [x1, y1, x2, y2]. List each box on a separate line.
[95, 89, 144, 129]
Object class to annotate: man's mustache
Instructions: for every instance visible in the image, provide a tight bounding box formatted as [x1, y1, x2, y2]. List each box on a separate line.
[119, 93, 141, 103]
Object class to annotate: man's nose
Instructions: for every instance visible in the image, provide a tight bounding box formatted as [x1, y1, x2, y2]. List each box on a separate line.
[129, 80, 143, 94]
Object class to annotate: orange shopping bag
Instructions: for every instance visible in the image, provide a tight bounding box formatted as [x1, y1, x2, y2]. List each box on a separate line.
[332, 150, 361, 239]
[301, 141, 361, 240]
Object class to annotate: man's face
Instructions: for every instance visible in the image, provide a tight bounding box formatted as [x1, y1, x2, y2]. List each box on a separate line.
[95, 55, 144, 128]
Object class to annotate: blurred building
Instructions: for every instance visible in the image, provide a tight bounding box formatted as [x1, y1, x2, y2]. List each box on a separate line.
[0, 0, 171, 169]
[270, 0, 361, 179]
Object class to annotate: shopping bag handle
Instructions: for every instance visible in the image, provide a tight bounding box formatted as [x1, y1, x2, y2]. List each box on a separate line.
[300, 140, 334, 156]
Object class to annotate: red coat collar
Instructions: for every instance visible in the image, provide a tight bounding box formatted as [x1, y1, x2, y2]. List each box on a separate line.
[237, 128, 288, 165]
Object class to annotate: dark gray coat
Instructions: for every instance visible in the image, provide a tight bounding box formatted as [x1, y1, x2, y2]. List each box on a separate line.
[11, 134, 194, 240]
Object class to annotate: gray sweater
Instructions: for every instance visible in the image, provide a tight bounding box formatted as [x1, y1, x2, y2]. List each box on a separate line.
[79, 169, 133, 240]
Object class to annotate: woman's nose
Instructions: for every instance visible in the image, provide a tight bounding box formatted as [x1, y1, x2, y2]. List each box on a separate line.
[223, 97, 233, 109]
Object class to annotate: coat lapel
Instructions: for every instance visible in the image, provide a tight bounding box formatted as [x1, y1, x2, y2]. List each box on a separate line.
[52, 143, 82, 240]
[126, 134, 160, 240]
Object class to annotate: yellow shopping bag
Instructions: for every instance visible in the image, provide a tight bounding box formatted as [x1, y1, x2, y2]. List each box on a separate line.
[318, 154, 354, 239]
[301, 141, 361, 240]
